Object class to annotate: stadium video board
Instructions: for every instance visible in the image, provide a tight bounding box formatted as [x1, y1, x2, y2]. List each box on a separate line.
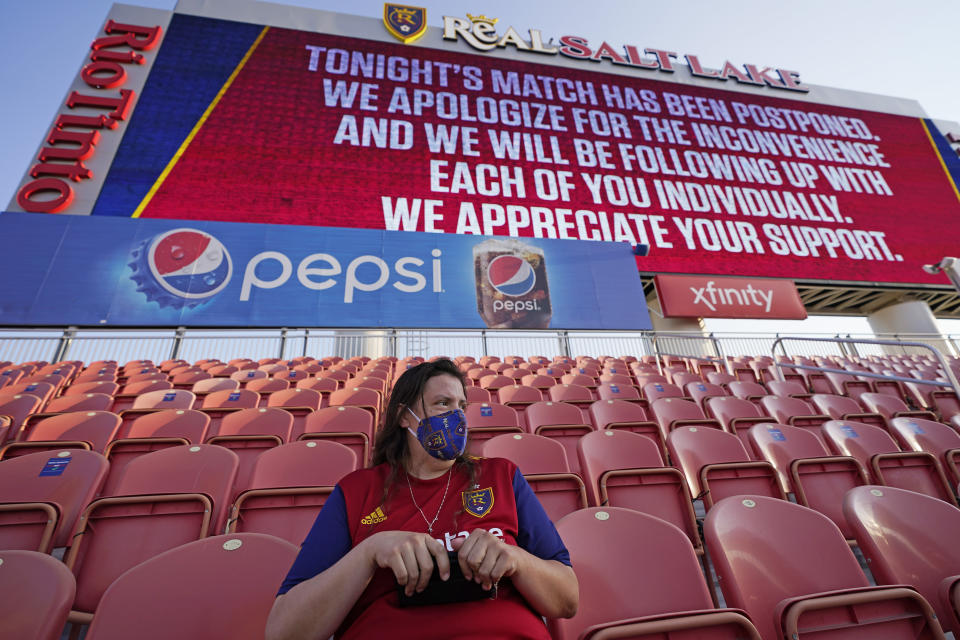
[10, 3, 960, 289]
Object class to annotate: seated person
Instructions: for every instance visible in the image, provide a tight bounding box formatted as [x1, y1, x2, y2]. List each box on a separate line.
[266, 358, 578, 639]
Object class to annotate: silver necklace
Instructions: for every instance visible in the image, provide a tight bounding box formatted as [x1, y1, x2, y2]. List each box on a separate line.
[405, 467, 453, 534]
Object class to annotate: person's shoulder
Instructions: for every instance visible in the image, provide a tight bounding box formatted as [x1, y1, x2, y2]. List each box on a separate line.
[469, 455, 518, 476]
[338, 463, 390, 492]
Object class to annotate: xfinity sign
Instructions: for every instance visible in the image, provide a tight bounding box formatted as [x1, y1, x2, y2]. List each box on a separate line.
[654, 274, 806, 320]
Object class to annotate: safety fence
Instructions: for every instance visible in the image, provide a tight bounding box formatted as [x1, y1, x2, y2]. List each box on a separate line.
[2, 326, 960, 366]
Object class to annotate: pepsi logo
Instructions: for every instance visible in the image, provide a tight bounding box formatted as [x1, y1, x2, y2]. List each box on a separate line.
[130, 228, 232, 309]
[487, 255, 535, 297]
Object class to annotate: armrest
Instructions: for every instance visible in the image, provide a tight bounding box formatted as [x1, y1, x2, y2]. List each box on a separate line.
[580, 608, 761, 640]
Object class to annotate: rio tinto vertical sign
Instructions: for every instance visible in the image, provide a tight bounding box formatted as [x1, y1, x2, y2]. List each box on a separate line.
[12, 8, 169, 214]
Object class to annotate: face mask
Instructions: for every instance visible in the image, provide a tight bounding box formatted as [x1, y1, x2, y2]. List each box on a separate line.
[407, 407, 467, 460]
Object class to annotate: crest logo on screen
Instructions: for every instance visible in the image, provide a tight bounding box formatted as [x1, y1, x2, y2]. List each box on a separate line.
[129, 228, 233, 309]
[383, 4, 427, 44]
[487, 255, 536, 297]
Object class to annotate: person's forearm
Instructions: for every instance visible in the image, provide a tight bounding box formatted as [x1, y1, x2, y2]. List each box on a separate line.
[265, 540, 375, 640]
[510, 551, 579, 619]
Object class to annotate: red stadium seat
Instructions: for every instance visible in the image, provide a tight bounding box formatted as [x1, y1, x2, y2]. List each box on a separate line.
[226, 440, 358, 544]
[496, 384, 543, 414]
[844, 485, 960, 636]
[3, 380, 56, 408]
[667, 426, 784, 510]
[549, 507, 761, 640]
[524, 401, 593, 475]
[65, 445, 239, 623]
[110, 379, 172, 413]
[481, 433, 586, 522]
[0, 449, 108, 551]
[464, 385, 491, 403]
[464, 402, 523, 455]
[822, 420, 957, 504]
[747, 423, 867, 539]
[588, 398, 664, 460]
[1, 411, 121, 460]
[766, 379, 812, 400]
[824, 370, 873, 405]
[726, 380, 768, 407]
[860, 392, 937, 426]
[705, 496, 944, 640]
[329, 387, 380, 425]
[706, 371, 736, 386]
[810, 393, 886, 430]
[547, 383, 594, 409]
[686, 381, 727, 412]
[300, 405, 375, 467]
[62, 380, 119, 398]
[760, 395, 832, 448]
[650, 397, 722, 435]
[83, 533, 299, 640]
[0, 550, 76, 640]
[207, 407, 294, 495]
[642, 381, 684, 403]
[190, 376, 240, 399]
[101, 409, 210, 496]
[266, 387, 321, 438]
[0, 393, 43, 443]
[577, 429, 701, 553]
[889, 417, 960, 486]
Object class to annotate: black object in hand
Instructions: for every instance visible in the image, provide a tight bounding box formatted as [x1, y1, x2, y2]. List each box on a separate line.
[397, 551, 497, 607]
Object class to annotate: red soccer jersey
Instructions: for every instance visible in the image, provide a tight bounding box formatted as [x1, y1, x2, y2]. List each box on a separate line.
[278, 456, 570, 639]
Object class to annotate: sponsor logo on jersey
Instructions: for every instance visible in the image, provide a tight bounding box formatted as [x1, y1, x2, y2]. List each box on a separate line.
[361, 506, 388, 525]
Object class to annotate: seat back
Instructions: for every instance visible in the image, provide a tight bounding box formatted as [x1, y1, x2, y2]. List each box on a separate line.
[524, 401, 592, 474]
[202, 389, 260, 410]
[481, 433, 585, 521]
[549, 508, 719, 640]
[101, 409, 211, 495]
[845, 485, 960, 634]
[300, 405, 375, 465]
[811, 394, 862, 419]
[84, 534, 298, 640]
[0, 549, 76, 640]
[229, 441, 358, 543]
[131, 389, 195, 410]
[705, 496, 870, 640]
[112, 444, 239, 531]
[0, 449, 108, 549]
[43, 393, 114, 414]
[650, 397, 718, 434]
[20, 411, 122, 453]
[667, 426, 778, 500]
[577, 429, 664, 506]
[747, 423, 829, 491]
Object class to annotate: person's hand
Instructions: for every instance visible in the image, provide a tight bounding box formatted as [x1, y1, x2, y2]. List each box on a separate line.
[362, 531, 450, 597]
[451, 529, 524, 591]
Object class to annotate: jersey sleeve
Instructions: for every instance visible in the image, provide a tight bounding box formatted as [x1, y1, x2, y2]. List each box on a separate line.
[276, 484, 352, 596]
[512, 468, 571, 566]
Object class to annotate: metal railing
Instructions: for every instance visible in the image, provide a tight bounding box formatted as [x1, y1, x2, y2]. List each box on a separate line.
[771, 335, 960, 396]
[2, 326, 959, 367]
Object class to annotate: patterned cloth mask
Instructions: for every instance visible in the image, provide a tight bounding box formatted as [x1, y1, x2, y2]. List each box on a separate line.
[407, 408, 468, 460]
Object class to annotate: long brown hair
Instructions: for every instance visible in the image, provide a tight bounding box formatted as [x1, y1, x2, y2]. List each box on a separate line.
[373, 358, 477, 507]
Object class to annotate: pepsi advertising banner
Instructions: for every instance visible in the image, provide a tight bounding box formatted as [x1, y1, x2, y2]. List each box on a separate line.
[0, 212, 651, 330]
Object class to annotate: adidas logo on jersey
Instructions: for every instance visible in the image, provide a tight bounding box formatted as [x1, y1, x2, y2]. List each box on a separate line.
[361, 506, 388, 525]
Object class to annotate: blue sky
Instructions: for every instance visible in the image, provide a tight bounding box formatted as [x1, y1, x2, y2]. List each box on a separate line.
[2, 0, 958, 213]
[2, 0, 959, 335]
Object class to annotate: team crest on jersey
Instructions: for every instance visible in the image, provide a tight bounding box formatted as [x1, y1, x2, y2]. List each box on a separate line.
[383, 4, 427, 44]
[361, 506, 388, 525]
[462, 487, 494, 518]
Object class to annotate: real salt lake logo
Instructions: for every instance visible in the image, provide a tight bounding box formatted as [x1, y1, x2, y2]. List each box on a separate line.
[383, 4, 427, 44]
[487, 255, 535, 297]
[129, 228, 232, 309]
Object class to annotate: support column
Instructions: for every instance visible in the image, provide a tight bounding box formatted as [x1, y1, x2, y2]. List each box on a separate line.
[647, 296, 705, 333]
[867, 299, 953, 356]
